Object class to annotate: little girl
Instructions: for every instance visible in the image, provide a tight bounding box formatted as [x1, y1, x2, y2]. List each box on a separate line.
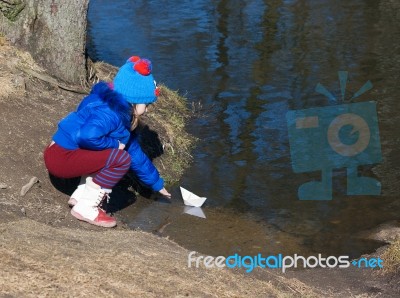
[44, 56, 171, 228]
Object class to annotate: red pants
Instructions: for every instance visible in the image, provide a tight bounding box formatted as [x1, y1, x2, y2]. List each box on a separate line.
[44, 143, 131, 189]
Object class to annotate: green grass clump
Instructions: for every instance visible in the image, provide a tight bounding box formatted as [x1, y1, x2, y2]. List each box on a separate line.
[141, 84, 197, 185]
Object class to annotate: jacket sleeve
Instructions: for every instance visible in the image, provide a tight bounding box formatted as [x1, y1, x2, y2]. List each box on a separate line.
[76, 112, 120, 150]
[126, 134, 164, 191]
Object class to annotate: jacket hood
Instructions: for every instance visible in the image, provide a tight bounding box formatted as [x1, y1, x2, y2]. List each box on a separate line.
[90, 82, 132, 128]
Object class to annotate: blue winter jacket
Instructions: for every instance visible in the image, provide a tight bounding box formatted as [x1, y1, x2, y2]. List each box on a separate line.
[52, 82, 164, 191]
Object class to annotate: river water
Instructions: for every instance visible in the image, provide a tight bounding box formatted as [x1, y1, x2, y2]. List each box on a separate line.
[87, 0, 400, 258]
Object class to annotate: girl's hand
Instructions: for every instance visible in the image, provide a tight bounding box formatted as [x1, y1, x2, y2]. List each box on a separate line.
[159, 187, 171, 199]
[118, 141, 125, 150]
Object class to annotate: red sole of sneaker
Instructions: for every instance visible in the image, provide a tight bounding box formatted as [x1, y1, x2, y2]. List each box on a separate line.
[71, 209, 117, 228]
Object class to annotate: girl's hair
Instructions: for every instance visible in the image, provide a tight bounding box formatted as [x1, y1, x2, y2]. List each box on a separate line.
[130, 105, 140, 131]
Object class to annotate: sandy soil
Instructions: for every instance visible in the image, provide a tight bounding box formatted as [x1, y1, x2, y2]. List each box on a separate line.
[0, 41, 398, 297]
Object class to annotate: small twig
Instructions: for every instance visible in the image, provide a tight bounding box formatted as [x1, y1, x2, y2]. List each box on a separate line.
[164, 142, 175, 155]
[159, 158, 166, 170]
[20, 177, 39, 196]
[154, 216, 172, 234]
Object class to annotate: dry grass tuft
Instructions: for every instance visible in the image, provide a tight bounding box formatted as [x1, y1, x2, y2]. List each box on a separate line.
[14, 48, 44, 73]
[380, 239, 400, 275]
[86, 59, 118, 86]
[0, 35, 6, 46]
[0, 37, 47, 99]
[0, 75, 15, 98]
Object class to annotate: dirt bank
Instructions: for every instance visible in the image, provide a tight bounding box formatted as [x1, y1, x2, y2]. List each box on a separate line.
[0, 40, 398, 297]
[0, 218, 318, 297]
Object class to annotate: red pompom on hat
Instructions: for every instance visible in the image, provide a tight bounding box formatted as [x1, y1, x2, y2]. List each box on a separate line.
[134, 59, 152, 76]
[128, 56, 141, 63]
[113, 55, 157, 104]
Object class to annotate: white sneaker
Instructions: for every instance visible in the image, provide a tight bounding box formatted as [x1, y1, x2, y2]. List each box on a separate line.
[68, 175, 89, 207]
[70, 177, 116, 228]
[68, 184, 85, 207]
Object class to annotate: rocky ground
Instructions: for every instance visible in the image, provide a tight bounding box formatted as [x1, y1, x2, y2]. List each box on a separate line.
[0, 39, 398, 297]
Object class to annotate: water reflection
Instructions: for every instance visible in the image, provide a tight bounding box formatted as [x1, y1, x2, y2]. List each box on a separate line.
[88, 0, 400, 257]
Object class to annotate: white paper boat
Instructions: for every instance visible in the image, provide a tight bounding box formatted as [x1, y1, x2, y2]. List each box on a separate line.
[180, 187, 207, 207]
[183, 206, 206, 219]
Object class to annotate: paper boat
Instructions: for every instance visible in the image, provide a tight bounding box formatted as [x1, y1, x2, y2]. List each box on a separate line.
[180, 187, 207, 207]
[183, 206, 206, 219]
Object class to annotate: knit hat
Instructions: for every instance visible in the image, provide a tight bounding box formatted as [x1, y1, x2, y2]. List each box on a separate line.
[113, 56, 159, 104]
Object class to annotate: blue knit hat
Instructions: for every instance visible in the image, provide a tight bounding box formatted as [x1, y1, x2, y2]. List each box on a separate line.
[113, 56, 158, 104]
